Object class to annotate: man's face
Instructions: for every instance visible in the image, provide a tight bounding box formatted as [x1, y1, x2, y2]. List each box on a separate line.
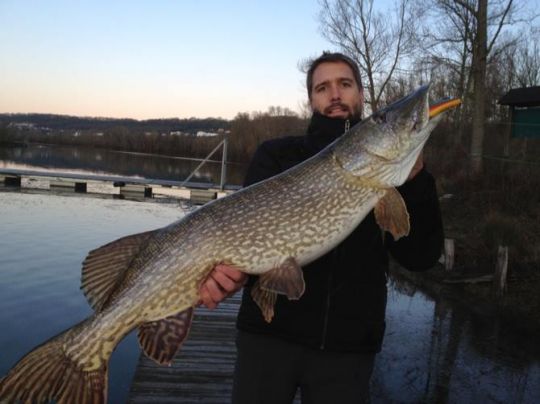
[309, 61, 364, 120]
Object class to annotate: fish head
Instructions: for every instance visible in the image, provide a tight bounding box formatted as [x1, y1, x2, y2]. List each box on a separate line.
[333, 84, 445, 188]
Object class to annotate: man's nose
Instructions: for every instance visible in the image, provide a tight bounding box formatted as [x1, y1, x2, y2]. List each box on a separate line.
[330, 84, 341, 101]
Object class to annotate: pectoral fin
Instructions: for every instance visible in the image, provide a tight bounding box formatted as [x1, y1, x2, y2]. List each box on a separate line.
[374, 188, 410, 240]
[251, 257, 305, 323]
[259, 257, 305, 299]
[251, 283, 277, 323]
[137, 308, 194, 365]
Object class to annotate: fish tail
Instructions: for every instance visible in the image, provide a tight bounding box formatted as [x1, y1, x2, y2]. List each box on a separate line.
[0, 328, 108, 404]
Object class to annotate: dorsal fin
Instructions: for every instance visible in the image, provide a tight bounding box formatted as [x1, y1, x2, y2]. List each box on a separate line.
[81, 230, 157, 311]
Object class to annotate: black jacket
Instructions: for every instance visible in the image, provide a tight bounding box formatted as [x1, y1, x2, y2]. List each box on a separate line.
[236, 112, 444, 353]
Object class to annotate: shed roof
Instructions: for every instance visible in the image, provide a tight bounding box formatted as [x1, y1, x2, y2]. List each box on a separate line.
[499, 86, 540, 107]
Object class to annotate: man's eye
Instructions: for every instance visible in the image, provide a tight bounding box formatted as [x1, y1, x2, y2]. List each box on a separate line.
[342, 81, 352, 87]
[316, 86, 326, 93]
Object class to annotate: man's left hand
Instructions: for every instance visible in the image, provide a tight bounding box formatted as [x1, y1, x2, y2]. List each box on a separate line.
[199, 264, 247, 309]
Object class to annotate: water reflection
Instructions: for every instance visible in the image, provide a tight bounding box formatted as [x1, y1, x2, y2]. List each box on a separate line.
[373, 274, 540, 403]
[0, 144, 247, 185]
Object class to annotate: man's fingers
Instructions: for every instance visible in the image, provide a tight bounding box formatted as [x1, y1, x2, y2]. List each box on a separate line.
[198, 264, 248, 310]
[214, 264, 247, 283]
[199, 285, 216, 309]
[210, 269, 241, 293]
[205, 276, 226, 301]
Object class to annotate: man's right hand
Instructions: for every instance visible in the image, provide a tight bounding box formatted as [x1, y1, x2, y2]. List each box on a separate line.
[199, 264, 247, 309]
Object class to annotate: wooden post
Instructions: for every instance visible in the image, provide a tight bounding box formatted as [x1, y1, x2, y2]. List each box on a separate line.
[503, 107, 512, 157]
[443, 238, 455, 271]
[493, 245, 509, 298]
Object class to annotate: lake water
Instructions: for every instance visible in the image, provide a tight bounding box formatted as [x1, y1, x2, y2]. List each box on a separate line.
[372, 280, 540, 403]
[0, 143, 247, 186]
[1, 190, 539, 403]
[0, 190, 185, 403]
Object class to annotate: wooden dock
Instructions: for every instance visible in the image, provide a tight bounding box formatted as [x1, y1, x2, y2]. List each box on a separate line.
[0, 168, 240, 204]
[128, 292, 302, 404]
[127, 294, 242, 403]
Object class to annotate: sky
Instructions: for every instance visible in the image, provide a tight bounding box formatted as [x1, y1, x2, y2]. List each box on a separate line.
[0, 0, 340, 120]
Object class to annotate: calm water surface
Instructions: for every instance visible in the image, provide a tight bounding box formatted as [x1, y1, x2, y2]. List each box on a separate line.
[0, 191, 184, 403]
[0, 144, 247, 185]
[373, 279, 540, 403]
[1, 191, 539, 403]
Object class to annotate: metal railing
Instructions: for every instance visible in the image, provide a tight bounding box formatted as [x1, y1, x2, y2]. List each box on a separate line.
[180, 135, 229, 190]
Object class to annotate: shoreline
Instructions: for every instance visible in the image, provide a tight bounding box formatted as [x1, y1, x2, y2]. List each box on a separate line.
[390, 261, 540, 336]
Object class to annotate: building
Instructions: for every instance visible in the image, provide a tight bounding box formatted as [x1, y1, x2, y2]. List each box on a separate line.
[499, 86, 540, 139]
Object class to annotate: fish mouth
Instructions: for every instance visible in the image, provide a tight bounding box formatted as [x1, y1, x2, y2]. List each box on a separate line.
[429, 98, 462, 118]
[372, 84, 431, 133]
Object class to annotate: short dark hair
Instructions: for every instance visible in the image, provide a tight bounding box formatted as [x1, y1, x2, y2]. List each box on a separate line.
[306, 52, 362, 100]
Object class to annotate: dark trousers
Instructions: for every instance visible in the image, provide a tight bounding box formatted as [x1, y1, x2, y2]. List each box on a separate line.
[232, 331, 375, 404]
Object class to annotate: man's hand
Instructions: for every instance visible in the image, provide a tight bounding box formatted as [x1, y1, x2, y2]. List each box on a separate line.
[199, 264, 247, 309]
[407, 152, 424, 181]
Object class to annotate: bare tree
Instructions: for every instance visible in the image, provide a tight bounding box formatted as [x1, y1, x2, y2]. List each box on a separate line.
[488, 27, 540, 123]
[417, 0, 532, 174]
[514, 30, 540, 87]
[318, 0, 419, 114]
[468, 0, 490, 174]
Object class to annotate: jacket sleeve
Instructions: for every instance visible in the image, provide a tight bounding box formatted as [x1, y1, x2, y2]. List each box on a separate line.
[243, 141, 284, 187]
[386, 167, 444, 271]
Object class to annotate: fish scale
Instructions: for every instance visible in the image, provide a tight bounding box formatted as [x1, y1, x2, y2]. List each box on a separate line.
[0, 85, 460, 403]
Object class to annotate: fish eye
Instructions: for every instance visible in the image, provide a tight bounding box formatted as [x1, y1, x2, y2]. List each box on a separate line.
[373, 112, 386, 124]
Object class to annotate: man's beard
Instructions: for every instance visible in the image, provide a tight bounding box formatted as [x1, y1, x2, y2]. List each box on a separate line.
[319, 102, 363, 120]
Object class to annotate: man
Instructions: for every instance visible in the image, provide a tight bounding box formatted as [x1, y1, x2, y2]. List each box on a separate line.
[200, 52, 444, 403]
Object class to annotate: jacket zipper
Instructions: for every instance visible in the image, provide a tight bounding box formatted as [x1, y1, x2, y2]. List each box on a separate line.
[319, 271, 332, 350]
[320, 249, 339, 350]
[345, 119, 350, 132]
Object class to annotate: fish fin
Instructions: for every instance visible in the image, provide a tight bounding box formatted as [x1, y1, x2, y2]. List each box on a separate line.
[0, 328, 108, 404]
[138, 308, 194, 366]
[374, 188, 410, 240]
[251, 282, 277, 323]
[251, 257, 305, 323]
[259, 257, 305, 300]
[81, 230, 157, 311]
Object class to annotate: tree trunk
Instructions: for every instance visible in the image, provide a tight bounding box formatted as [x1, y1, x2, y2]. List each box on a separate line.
[470, 0, 488, 175]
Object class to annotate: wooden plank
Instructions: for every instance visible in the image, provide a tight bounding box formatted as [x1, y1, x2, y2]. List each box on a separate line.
[119, 184, 152, 198]
[128, 293, 300, 403]
[127, 293, 241, 403]
[49, 179, 88, 193]
[190, 189, 217, 205]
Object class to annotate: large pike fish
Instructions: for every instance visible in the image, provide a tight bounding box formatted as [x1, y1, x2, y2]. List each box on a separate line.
[0, 85, 459, 403]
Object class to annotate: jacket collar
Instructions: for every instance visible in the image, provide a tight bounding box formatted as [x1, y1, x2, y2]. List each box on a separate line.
[304, 112, 361, 152]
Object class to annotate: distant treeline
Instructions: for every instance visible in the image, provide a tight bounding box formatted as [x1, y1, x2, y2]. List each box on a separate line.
[0, 109, 308, 164]
[0, 113, 229, 133]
